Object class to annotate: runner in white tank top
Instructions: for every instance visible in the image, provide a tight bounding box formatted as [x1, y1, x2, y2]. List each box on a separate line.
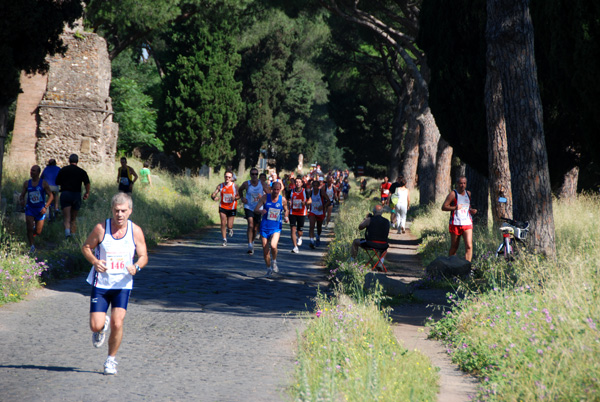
[82, 193, 148, 375]
[442, 176, 478, 262]
[238, 169, 270, 254]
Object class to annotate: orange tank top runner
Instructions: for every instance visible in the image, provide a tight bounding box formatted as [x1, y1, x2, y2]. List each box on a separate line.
[219, 183, 238, 210]
[291, 189, 308, 216]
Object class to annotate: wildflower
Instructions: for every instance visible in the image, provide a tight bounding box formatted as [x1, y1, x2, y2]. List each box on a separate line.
[316, 310, 322, 318]
[587, 318, 597, 330]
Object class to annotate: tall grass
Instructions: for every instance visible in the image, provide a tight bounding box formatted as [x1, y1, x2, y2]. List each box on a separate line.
[0, 159, 223, 304]
[424, 194, 600, 400]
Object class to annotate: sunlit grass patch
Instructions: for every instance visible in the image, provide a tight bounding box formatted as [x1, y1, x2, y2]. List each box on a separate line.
[0, 158, 223, 303]
[292, 293, 439, 402]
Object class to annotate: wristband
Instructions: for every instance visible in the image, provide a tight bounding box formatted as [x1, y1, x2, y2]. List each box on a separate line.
[135, 264, 141, 272]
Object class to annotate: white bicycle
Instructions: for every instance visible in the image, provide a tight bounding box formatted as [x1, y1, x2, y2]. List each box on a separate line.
[496, 197, 530, 260]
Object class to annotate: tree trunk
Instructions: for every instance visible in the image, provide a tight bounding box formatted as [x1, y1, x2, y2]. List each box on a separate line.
[0, 104, 8, 195]
[435, 138, 453, 202]
[417, 106, 440, 205]
[466, 164, 489, 228]
[388, 100, 404, 182]
[487, 0, 556, 257]
[557, 165, 579, 201]
[401, 118, 419, 190]
[237, 157, 246, 180]
[484, 42, 513, 224]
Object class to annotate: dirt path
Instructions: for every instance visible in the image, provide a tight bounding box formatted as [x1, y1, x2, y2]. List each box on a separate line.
[384, 228, 479, 402]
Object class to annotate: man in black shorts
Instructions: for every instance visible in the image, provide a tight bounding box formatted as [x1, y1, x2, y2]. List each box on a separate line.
[55, 154, 90, 239]
[351, 204, 390, 267]
[238, 168, 269, 254]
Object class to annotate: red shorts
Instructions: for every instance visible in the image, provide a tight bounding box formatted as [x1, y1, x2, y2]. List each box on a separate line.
[449, 224, 472, 236]
[309, 212, 325, 223]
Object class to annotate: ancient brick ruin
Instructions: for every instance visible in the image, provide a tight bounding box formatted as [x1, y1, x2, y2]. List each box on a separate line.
[10, 30, 118, 169]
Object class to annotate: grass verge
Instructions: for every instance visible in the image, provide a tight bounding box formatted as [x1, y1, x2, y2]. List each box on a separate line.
[290, 188, 439, 401]
[420, 194, 600, 400]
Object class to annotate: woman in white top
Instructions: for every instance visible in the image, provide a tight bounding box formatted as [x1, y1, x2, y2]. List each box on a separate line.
[393, 176, 410, 234]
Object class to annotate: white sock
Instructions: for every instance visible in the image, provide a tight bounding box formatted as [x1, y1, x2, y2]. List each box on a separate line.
[107, 355, 116, 362]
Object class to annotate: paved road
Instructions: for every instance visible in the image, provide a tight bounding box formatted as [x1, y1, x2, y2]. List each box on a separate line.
[0, 216, 330, 402]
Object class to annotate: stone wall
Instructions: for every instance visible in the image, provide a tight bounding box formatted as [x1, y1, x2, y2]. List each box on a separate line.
[11, 30, 118, 169]
[37, 31, 118, 168]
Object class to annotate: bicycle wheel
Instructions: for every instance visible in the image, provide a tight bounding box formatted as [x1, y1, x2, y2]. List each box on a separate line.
[503, 237, 512, 261]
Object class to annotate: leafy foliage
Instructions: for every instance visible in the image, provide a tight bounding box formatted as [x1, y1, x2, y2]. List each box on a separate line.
[111, 77, 162, 152]
[0, 0, 83, 105]
[159, 6, 243, 168]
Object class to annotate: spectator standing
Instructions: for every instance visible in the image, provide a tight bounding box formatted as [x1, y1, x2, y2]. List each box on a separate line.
[55, 154, 90, 239]
[139, 162, 152, 188]
[117, 157, 138, 193]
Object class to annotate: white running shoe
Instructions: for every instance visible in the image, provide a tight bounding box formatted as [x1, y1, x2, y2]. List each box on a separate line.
[272, 261, 279, 273]
[248, 244, 254, 255]
[266, 267, 273, 277]
[228, 228, 234, 237]
[297, 237, 302, 246]
[92, 316, 110, 348]
[292, 246, 299, 253]
[104, 357, 118, 375]
[222, 239, 227, 247]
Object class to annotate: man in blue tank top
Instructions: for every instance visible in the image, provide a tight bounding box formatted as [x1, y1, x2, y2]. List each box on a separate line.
[19, 165, 54, 254]
[254, 182, 289, 277]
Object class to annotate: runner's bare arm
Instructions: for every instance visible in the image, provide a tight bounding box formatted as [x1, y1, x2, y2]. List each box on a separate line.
[234, 184, 241, 200]
[441, 191, 457, 211]
[254, 194, 267, 215]
[128, 224, 148, 275]
[42, 181, 54, 210]
[468, 191, 477, 214]
[211, 184, 221, 200]
[19, 180, 28, 206]
[81, 223, 107, 272]
[238, 181, 248, 203]
[282, 196, 289, 223]
[129, 166, 138, 183]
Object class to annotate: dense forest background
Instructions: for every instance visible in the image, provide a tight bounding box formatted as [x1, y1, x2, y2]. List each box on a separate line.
[2, 0, 599, 188]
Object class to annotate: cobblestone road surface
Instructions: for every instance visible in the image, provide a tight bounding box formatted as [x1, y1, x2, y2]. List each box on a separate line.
[0, 217, 330, 402]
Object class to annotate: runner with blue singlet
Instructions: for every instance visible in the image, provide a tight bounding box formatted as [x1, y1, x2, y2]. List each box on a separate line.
[254, 182, 289, 277]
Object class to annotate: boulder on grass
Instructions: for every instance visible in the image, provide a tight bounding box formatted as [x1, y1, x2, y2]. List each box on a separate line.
[426, 256, 472, 278]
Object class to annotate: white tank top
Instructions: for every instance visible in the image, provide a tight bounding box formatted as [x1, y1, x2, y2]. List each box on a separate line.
[325, 185, 335, 201]
[450, 190, 472, 226]
[86, 219, 136, 289]
[244, 180, 264, 210]
[310, 192, 324, 216]
[395, 187, 409, 206]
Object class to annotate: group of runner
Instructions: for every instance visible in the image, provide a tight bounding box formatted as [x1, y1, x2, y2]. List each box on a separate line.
[211, 167, 350, 277]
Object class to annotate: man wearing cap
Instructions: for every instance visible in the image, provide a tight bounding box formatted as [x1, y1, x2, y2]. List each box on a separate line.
[55, 154, 91, 239]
